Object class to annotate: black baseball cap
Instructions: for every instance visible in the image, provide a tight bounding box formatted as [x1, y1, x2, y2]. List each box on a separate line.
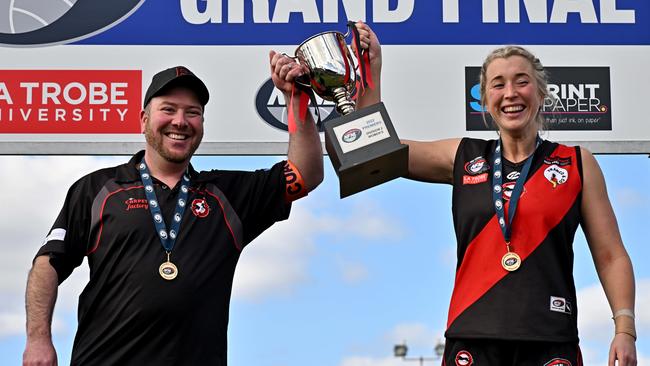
[143, 66, 209, 108]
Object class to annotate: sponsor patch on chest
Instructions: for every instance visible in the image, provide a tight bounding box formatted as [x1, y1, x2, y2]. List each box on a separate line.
[462, 156, 490, 185]
[544, 156, 572, 167]
[544, 165, 569, 188]
[124, 198, 148, 211]
[463, 173, 488, 185]
[543, 155, 572, 188]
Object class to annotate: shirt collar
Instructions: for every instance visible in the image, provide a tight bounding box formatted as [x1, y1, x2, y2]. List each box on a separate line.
[114, 150, 200, 183]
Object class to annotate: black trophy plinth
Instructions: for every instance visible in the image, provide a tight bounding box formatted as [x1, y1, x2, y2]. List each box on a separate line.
[323, 102, 409, 198]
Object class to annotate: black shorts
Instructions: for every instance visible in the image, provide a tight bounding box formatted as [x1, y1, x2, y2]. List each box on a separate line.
[443, 338, 583, 366]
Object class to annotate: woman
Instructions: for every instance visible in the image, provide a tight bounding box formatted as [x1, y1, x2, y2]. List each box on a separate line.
[361, 25, 637, 365]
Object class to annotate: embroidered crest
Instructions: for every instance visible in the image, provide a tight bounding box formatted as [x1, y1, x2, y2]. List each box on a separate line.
[464, 156, 489, 175]
[455, 351, 474, 366]
[191, 198, 210, 218]
[544, 165, 569, 188]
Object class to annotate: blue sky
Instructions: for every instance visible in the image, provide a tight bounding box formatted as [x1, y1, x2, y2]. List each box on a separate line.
[0, 153, 648, 366]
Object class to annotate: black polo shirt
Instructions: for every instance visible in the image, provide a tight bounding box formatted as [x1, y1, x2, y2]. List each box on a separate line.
[37, 150, 291, 365]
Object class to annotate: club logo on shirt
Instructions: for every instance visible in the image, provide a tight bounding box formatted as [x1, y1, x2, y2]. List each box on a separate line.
[191, 198, 210, 218]
[464, 156, 489, 175]
[124, 198, 148, 211]
[462, 156, 490, 185]
[501, 182, 527, 201]
[550, 296, 572, 315]
[544, 165, 569, 188]
[544, 358, 572, 366]
[506, 171, 520, 180]
[455, 350, 474, 366]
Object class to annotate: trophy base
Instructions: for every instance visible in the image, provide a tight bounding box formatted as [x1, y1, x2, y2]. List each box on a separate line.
[324, 102, 409, 198]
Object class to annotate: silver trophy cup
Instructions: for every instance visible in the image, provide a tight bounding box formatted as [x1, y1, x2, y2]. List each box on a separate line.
[294, 30, 357, 116]
[290, 24, 408, 198]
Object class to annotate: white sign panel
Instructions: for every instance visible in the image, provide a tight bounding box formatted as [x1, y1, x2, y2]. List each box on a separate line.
[1, 1, 648, 154]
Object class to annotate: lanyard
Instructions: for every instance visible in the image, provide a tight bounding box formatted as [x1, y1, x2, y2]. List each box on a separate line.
[138, 158, 190, 253]
[491, 137, 541, 271]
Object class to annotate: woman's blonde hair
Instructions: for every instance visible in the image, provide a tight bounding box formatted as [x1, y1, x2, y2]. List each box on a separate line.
[479, 45, 549, 130]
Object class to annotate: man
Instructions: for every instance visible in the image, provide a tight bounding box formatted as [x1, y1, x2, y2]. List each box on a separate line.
[23, 64, 323, 365]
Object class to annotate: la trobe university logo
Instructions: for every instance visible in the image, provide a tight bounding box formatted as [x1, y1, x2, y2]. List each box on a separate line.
[0, 0, 143, 46]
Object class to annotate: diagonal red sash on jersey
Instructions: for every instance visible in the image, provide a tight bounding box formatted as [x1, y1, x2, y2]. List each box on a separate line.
[447, 145, 581, 329]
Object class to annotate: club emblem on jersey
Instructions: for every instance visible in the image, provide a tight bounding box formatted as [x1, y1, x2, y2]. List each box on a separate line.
[455, 351, 474, 366]
[191, 198, 210, 218]
[464, 156, 489, 175]
[501, 182, 527, 201]
[506, 171, 520, 180]
[544, 165, 568, 188]
[544, 358, 572, 366]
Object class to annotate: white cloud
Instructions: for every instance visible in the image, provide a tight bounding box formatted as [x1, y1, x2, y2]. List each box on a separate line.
[0, 312, 25, 338]
[337, 323, 445, 366]
[613, 187, 649, 209]
[581, 347, 650, 366]
[0, 156, 122, 339]
[232, 197, 405, 301]
[314, 200, 405, 242]
[384, 323, 444, 350]
[337, 258, 369, 285]
[232, 204, 317, 301]
[577, 278, 650, 364]
[578, 277, 650, 343]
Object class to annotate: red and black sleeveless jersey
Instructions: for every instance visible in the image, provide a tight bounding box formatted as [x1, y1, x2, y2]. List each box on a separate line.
[446, 138, 583, 342]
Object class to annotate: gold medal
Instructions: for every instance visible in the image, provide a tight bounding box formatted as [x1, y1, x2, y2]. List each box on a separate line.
[501, 252, 521, 271]
[159, 252, 178, 280]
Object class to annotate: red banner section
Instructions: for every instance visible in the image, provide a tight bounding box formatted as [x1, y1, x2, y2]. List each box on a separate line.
[0, 70, 141, 133]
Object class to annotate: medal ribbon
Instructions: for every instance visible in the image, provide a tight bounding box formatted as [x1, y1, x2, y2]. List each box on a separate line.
[491, 137, 541, 245]
[138, 158, 190, 253]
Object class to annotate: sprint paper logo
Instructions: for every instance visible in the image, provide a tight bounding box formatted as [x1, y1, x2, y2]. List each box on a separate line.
[466, 67, 612, 131]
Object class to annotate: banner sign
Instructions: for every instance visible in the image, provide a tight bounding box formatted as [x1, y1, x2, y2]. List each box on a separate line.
[0, 70, 141, 134]
[0, 1, 648, 154]
[465, 66, 612, 131]
[0, 1, 647, 47]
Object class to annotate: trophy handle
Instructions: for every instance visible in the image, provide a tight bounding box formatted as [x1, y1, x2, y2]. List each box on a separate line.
[281, 52, 312, 88]
[343, 21, 353, 38]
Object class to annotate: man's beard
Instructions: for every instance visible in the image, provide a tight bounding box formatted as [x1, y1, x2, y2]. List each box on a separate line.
[144, 122, 202, 164]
